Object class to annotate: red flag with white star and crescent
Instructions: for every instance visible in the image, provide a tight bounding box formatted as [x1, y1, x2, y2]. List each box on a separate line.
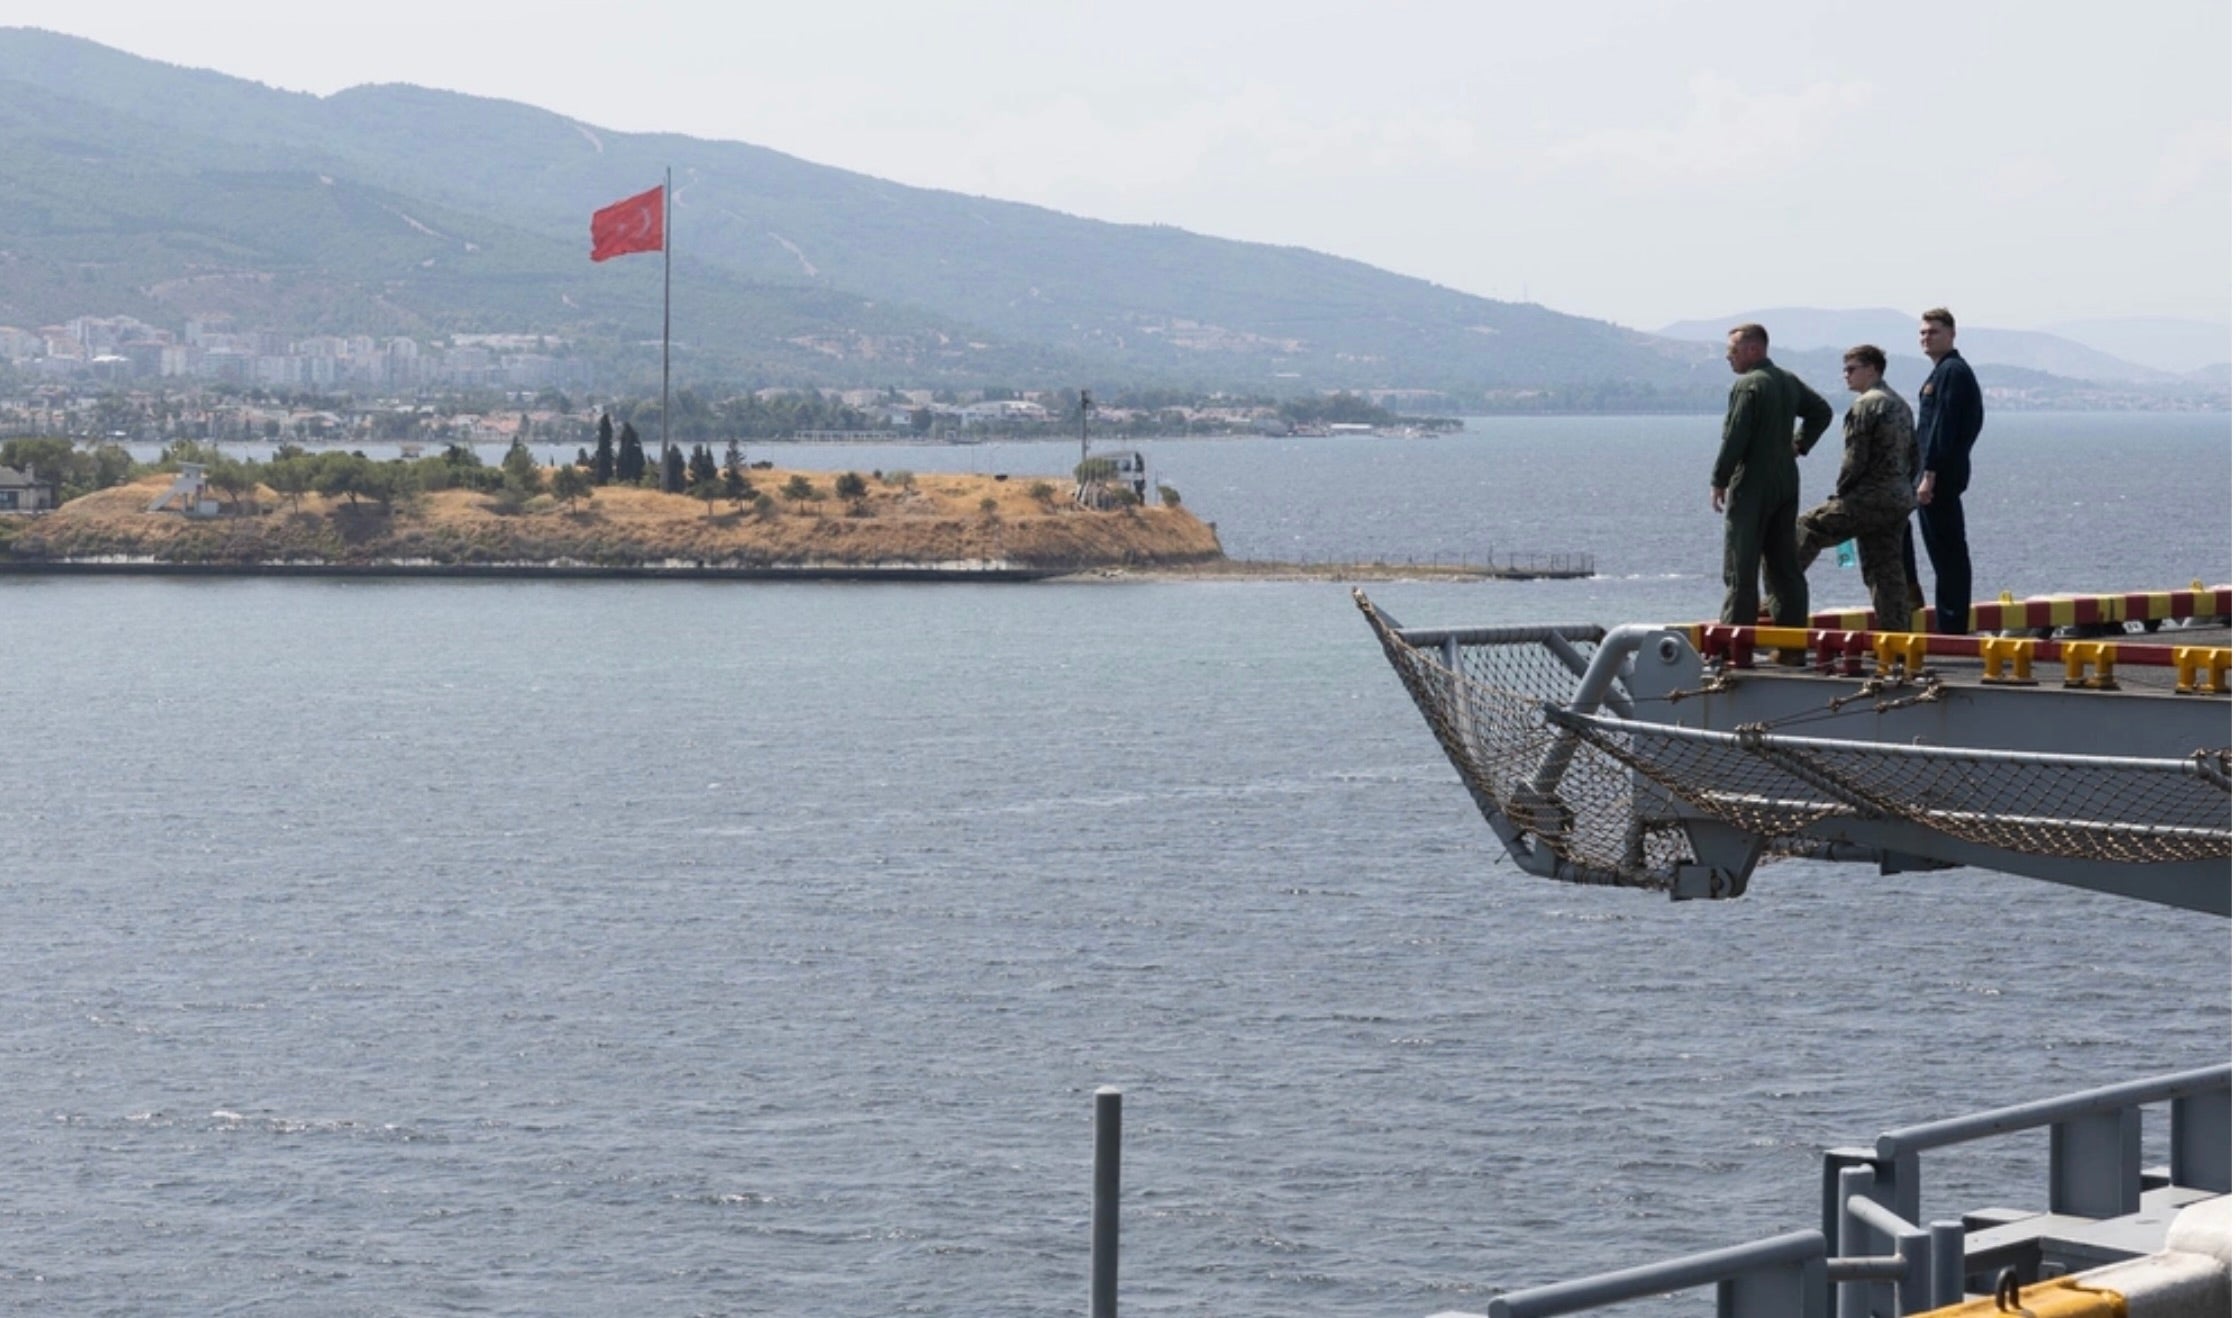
[590, 185, 664, 262]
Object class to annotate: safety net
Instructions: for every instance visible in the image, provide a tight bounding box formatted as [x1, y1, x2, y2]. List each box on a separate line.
[1357, 591, 2232, 888]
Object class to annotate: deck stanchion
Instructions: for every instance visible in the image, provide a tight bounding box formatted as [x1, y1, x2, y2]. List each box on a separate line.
[1835, 1164, 1875, 1318]
[1893, 1219, 1930, 1314]
[1092, 1086, 1121, 1318]
[1929, 1220, 1964, 1307]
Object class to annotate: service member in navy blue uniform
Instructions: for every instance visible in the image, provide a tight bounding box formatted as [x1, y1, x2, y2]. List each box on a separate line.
[1912, 307, 1983, 633]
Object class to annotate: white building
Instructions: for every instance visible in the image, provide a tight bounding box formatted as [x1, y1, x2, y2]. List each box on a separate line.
[0, 465, 57, 512]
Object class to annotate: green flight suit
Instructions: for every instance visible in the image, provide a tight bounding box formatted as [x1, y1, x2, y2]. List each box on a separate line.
[1712, 358, 1832, 626]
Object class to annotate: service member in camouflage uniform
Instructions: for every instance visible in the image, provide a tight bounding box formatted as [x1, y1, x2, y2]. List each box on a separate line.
[1794, 344, 1917, 632]
[1711, 323, 1833, 626]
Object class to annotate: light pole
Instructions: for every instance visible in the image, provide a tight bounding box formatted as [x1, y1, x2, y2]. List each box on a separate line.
[1079, 388, 1093, 474]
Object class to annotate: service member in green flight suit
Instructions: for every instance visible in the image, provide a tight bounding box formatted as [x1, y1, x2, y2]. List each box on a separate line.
[1710, 322, 1833, 628]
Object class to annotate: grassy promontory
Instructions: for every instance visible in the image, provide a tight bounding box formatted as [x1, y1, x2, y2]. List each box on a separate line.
[0, 469, 1225, 577]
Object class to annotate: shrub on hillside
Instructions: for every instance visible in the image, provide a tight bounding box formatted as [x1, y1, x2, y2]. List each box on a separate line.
[551, 464, 594, 510]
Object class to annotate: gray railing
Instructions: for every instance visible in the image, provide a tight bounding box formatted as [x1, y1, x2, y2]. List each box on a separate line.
[1226, 549, 1596, 578]
[1487, 550, 1597, 576]
[1823, 1063, 2230, 1239]
[1827, 1164, 1966, 1316]
[1822, 1062, 2229, 1316]
[1480, 1065, 2229, 1317]
[1487, 1230, 1828, 1318]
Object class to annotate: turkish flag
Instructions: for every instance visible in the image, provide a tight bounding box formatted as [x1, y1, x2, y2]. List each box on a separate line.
[590, 185, 664, 262]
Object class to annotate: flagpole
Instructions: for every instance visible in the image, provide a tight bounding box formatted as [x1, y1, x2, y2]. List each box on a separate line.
[661, 165, 672, 488]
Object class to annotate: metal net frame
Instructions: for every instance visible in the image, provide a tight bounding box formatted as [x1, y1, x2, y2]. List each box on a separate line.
[1550, 711, 2232, 866]
[1356, 593, 1691, 890]
[1358, 592, 2233, 886]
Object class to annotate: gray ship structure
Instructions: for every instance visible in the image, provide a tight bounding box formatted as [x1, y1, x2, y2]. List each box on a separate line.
[1360, 585, 2231, 1318]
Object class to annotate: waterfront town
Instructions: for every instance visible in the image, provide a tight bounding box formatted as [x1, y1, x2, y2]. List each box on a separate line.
[2, 313, 2213, 465]
[1, 314, 584, 394]
[0, 313, 1458, 456]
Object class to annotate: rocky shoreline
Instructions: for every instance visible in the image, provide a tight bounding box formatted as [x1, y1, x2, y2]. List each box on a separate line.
[1, 472, 1590, 585]
[0, 471, 1225, 580]
[0, 556, 1066, 582]
[0, 554, 1560, 585]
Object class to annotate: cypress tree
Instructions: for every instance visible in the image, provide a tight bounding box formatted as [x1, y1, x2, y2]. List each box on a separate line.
[617, 422, 646, 484]
[723, 438, 750, 505]
[661, 444, 686, 493]
[501, 437, 542, 497]
[592, 412, 616, 485]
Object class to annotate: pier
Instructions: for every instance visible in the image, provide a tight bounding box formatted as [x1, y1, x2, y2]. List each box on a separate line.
[1170, 549, 1595, 582]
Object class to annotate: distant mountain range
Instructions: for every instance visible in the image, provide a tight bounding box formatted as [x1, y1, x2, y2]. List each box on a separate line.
[0, 28, 2222, 411]
[2040, 317, 2232, 378]
[1656, 308, 2229, 387]
[0, 28, 1728, 404]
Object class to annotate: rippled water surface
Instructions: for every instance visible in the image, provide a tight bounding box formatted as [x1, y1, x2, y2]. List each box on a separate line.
[4, 416, 2228, 1315]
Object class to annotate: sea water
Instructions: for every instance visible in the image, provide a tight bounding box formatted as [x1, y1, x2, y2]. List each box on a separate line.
[2, 414, 2228, 1315]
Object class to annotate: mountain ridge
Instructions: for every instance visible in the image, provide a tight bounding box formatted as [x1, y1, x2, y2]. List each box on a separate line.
[0, 26, 1731, 400]
[0, 28, 2221, 409]
[1656, 306, 2229, 385]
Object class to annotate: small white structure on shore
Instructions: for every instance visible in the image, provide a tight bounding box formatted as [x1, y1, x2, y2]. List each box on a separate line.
[1076, 448, 1149, 508]
[148, 462, 219, 517]
[0, 464, 56, 512]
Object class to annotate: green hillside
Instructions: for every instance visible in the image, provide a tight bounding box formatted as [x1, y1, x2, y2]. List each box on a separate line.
[0, 26, 1727, 400]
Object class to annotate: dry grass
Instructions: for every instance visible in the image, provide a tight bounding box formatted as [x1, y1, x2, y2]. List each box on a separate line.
[10, 469, 1225, 570]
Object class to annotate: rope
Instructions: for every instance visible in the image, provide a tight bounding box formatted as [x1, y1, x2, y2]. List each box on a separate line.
[1357, 591, 2233, 886]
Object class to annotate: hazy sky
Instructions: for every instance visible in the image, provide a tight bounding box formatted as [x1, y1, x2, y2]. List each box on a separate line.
[31, 2, 2233, 332]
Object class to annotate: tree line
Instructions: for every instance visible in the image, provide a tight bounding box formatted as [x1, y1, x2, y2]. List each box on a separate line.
[0, 429, 768, 519]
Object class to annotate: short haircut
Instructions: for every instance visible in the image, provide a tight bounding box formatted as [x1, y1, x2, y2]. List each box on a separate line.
[1843, 344, 1887, 373]
[1921, 307, 1956, 331]
[1729, 322, 1769, 349]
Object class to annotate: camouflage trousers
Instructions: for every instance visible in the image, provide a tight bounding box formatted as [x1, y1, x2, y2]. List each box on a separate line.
[1793, 495, 1916, 632]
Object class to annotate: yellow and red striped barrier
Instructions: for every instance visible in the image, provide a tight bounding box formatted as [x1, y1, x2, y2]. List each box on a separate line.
[1810, 583, 2231, 635]
[1677, 623, 2230, 692]
[1675, 583, 2235, 691]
